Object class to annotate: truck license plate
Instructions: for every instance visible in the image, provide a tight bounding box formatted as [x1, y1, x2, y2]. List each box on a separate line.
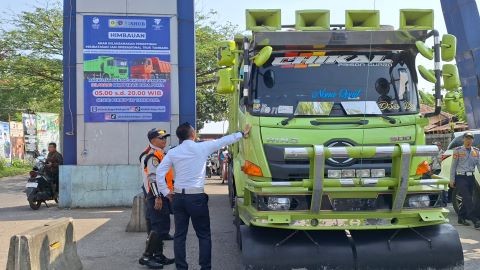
[26, 182, 38, 188]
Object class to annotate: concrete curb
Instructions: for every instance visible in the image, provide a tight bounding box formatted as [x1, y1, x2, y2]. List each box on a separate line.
[7, 217, 83, 270]
[126, 192, 148, 232]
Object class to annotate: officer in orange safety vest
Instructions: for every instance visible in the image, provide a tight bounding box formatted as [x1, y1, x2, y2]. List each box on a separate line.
[138, 128, 175, 269]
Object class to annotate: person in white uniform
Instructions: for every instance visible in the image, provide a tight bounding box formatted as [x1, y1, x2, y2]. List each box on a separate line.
[155, 122, 251, 270]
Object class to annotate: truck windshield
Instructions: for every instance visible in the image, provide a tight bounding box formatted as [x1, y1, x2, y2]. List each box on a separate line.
[251, 51, 419, 116]
[114, 59, 128, 67]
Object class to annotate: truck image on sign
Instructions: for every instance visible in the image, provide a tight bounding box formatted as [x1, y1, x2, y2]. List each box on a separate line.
[217, 9, 463, 269]
[83, 56, 128, 79]
[130, 57, 171, 79]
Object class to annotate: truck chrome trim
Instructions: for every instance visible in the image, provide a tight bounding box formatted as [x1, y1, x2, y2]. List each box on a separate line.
[311, 145, 325, 213]
[284, 147, 309, 160]
[339, 179, 355, 187]
[328, 147, 350, 158]
[392, 143, 411, 211]
[361, 178, 379, 186]
[270, 182, 292, 186]
[374, 146, 396, 157]
[414, 145, 439, 156]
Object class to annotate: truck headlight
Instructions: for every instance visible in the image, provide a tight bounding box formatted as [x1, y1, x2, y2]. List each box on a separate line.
[328, 170, 342, 178]
[267, 197, 291, 211]
[341, 169, 356, 178]
[406, 195, 431, 208]
[356, 169, 370, 178]
[371, 169, 386, 178]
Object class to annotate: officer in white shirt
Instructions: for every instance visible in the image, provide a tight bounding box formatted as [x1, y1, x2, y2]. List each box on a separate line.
[155, 122, 251, 270]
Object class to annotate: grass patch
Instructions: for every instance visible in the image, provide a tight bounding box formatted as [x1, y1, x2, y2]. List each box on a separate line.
[0, 159, 32, 179]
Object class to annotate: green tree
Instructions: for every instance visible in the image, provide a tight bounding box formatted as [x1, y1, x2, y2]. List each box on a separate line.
[195, 11, 238, 130]
[0, 3, 63, 121]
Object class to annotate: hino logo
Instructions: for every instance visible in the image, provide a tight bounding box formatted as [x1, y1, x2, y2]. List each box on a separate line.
[326, 140, 356, 166]
[272, 55, 393, 67]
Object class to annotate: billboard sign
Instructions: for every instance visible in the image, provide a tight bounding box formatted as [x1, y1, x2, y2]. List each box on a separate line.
[83, 15, 171, 122]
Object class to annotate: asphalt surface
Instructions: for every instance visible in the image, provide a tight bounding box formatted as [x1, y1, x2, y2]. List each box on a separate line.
[1, 175, 480, 270]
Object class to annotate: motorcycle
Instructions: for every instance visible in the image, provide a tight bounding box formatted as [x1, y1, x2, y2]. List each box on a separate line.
[206, 154, 221, 178]
[206, 158, 213, 178]
[25, 156, 58, 210]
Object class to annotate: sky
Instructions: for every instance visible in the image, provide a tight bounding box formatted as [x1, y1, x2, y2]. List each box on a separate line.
[2, 0, 480, 91]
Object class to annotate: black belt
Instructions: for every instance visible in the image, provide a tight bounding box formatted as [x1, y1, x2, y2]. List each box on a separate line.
[456, 172, 475, 176]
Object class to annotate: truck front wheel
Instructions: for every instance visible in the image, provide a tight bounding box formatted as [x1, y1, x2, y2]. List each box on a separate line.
[234, 205, 243, 250]
[227, 163, 235, 208]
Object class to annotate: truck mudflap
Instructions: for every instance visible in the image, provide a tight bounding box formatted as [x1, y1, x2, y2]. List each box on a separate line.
[241, 224, 463, 270]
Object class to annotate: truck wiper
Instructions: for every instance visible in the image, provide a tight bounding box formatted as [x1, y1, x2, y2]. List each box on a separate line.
[310, 120, 369, 126]
[280, 115, 296, 126]
[379, 115, 397, 124]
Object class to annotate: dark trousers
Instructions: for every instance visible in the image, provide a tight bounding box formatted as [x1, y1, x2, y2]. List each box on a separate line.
[173, 193, 211, 270]
[456, 175, 477, 221]
[145, 191, 171, 240]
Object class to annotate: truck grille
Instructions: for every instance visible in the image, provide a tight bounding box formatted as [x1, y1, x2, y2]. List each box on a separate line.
[264, 144, 392, 181]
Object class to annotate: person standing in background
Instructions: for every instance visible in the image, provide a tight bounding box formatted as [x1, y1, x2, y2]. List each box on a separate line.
[450, 132, 480, 228]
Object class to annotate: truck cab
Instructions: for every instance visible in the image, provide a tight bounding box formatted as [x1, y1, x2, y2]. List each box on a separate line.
[217, 9, 463, 269]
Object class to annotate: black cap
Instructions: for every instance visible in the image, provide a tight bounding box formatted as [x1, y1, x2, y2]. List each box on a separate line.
[464, 132, 474, 139]
[148, 128, 170, 141]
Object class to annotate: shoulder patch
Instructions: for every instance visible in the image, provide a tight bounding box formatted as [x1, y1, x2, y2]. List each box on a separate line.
[152, 157, 160, 166]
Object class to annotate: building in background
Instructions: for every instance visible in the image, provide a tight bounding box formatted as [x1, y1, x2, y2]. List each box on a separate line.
[198, 121, 229, 140]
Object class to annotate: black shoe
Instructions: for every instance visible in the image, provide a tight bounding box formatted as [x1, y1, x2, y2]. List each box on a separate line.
[139, 256, 163, 269]
[474, 221, 480, 229]
[154, 254, 175, 265]
[164, 234, 174, 241]
[458, 218, 471, 226]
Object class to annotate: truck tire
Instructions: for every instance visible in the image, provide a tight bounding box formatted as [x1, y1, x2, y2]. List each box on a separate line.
[227, 163, 235, 208]
[234, 205, 243, 250]
[102, 73, 110, 79]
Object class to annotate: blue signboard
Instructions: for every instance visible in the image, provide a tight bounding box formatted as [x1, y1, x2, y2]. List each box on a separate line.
[83, 15, 171, 122]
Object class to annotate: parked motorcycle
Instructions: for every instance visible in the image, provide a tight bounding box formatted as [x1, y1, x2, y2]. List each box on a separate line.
[206, 154, 221, 178]
[206, 158, 213, 178]
[25, 156, 58, 210]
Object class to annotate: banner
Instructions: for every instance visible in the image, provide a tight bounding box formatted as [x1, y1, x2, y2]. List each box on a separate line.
[0, 122, 11, 162]
[36, 113, 60, 154]
[22, 113, 37, 155]
[83, 15, 171, 122]
[9, 121, 25, 160]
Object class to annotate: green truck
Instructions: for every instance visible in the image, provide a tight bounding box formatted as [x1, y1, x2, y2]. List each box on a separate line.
[217, 9, 464, 269]
[83, 56, 129, 79]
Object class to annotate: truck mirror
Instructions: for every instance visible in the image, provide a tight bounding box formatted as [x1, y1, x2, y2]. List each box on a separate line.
[444, 91, 462, 114]
[441, 34, 457, 62]
[415, 41, 433, 60]
[418, 65, 436, 83]
[216, 68, 235, 94]
[442, 64, 461, 90]
[217, 40, 236, 67]
[263, 70, 275, 88]
[253, 46, 272, 67]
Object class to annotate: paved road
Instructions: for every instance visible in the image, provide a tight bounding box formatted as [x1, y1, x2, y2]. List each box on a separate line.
[1, 175, 480, 269]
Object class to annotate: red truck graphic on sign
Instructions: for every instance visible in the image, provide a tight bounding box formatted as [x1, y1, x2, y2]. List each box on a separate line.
[130, 57, 171, 79]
